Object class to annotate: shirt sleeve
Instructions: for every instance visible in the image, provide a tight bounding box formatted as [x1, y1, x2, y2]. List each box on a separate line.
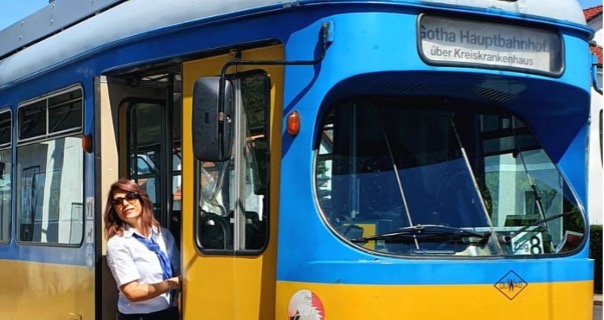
[107, 237, 141, 288]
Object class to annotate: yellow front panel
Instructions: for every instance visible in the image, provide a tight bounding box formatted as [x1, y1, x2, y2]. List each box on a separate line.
[276, 280, 593, 319]
[182, 45, 283, 320]
[0, 259, 94, 320]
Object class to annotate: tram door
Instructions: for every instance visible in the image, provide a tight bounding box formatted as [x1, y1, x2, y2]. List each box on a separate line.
[181, 45, 283, 319]
[98, 74, 182, 320]
[120, 89, 182, 238]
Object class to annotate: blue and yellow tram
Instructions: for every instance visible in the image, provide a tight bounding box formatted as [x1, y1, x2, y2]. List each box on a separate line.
[0, 0, 597, 319]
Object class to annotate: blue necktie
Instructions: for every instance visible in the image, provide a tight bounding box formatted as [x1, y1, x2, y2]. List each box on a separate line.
[133, 232, 173, 280]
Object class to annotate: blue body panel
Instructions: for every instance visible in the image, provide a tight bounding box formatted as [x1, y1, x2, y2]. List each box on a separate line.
[275, 9, 593, 286]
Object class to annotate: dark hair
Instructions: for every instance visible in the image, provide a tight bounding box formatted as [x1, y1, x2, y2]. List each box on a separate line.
[103, 178, 159, 239]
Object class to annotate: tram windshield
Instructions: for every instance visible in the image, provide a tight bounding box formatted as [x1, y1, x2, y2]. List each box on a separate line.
[315, 99, 586, 256]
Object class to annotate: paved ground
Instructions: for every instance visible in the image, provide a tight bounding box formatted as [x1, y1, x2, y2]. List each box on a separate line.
[595, 294, 602, 320]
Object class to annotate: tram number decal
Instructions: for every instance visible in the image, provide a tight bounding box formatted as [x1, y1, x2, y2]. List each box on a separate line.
[511, 232, 543, 255]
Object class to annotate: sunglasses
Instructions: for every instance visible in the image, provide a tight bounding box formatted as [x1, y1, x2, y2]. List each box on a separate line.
[112, 192, 140, 207]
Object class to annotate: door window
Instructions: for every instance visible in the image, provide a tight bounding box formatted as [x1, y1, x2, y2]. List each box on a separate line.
[196, 72, 270, 252]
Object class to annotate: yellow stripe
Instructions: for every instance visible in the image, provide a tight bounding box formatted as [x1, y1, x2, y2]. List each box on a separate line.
[0, 260, 94, 320]
[277, 280, 593, 320]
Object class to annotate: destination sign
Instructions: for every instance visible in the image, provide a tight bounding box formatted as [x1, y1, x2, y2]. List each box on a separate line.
[418, 15, 563, 75]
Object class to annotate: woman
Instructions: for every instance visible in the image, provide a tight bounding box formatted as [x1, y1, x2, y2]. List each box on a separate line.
[104, 179, 180, 320]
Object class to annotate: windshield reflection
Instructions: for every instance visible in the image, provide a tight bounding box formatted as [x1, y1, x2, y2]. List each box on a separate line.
[315, 99, 586, 256]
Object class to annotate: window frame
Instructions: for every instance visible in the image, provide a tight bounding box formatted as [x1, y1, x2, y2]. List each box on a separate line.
[15, 85, 84, 247]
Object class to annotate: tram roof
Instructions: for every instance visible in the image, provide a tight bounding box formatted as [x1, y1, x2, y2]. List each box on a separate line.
[0, 0, 589, 89]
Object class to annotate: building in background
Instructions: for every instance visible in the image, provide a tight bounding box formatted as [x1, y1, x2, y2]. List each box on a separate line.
[586, 5, 602, 81]
[584, 5, 602, 225]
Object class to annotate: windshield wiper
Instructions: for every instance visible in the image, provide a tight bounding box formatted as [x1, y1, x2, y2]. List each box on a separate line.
[510, 117, 550, 228]
[511, 212, 570, 235]
[497, 212, 572, 252]
[351, 224, 491, 243]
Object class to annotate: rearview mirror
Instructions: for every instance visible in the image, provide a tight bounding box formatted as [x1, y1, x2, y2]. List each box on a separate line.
[192, 77, 234, 162]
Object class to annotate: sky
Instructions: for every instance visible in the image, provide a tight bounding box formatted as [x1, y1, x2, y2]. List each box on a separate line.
[0, 0, 601, 30]
[0, 0, 49, 30]
[580, 0, 603, 9]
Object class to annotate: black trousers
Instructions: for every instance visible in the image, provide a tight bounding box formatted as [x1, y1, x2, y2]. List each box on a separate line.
[117, 307, 179, 320]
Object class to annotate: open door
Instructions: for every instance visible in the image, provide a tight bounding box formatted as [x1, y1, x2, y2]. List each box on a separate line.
[98, 73, 182, 319]
[182, 45, 283, 319]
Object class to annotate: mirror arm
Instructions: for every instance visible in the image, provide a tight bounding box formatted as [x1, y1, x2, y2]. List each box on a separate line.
[217, 21, 333, 117]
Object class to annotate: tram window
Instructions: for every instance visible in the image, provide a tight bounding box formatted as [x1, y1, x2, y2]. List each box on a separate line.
[0, 111, 11, 147]
[18, 100, 46, 140]
[172, 150, 182, 211]
[315, 99, 586, 257]
[15, 87, 83, 245]
[16, 139, 84, 244]
[127, 102, 163, 217]
[125, 95, 183, 235]
[196, 72, 269, 252]
[48, 90, 82, 134]
[0, 153, 11, 244]
[172, 95, 183, 213]
[0, 110, 11, 244]
[19, 87, 83, 141]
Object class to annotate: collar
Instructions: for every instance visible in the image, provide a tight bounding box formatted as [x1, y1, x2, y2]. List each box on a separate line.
[123, 225, 160, 239]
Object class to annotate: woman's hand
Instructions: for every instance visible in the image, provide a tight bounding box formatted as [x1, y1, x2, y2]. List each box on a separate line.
[120, 276, 180, 302]
[166, 276, 181, 292]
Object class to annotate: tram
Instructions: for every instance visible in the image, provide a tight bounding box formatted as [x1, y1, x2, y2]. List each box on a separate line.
[0, 0, 597, 319]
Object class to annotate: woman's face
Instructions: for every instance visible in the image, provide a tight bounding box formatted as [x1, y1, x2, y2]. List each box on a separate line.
[112, 190, 142, 224]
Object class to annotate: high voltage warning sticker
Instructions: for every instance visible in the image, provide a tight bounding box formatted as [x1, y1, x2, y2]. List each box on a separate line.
[494, 270, 528, 300]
